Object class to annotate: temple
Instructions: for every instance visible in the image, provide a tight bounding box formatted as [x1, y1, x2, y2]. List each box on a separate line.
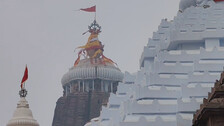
[52, 20, 123, 126]
[193, 71, 224, 126]
[7, 88, 39, 126]
[86, 0, 224, 126]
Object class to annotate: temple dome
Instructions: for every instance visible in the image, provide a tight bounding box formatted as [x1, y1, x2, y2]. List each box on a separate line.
[61, 58, 123, 86]
[7, 97, 39, 126]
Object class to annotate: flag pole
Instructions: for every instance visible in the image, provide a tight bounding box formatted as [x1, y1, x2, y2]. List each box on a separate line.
[94, 7, 96, 21]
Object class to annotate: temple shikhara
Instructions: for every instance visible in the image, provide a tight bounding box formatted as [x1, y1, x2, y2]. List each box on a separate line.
[7, 67, 39, 126]
[52, 20, 123, 126]
[85, 0, 224, 126]
[7, 91, 39, 126]
[6, 1, 224, 126]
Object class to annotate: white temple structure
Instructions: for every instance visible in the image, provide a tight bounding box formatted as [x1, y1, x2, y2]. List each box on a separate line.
[7, 89, 39, 126]
[86, 0, 224, 126]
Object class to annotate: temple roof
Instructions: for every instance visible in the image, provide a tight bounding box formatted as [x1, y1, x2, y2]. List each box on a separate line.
[62, 58, 123, 85]
[7, 97, 39, 126]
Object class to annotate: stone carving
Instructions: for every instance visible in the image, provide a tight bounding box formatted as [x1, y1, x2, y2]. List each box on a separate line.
[193, 71, 224, 126]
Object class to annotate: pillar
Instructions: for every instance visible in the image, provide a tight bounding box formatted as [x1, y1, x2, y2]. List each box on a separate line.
[101, 80, 103, 91]
[70, 83, 72, 93]
[86, 81, 89, 92]
[65, 86, 68, 96]
[83, 80, 85, 92]
[111, 82, 113, 93]
[93, 80, 95, 90]
[105, 81, 108, 92]
[78, 81, 80, 92]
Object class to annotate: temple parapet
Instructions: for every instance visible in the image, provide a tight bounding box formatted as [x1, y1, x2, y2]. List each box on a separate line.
[120, 116, 177, 126]
[123, 72, 136, 84]
[177, 98, 202, 112]
[157, 50, 199, 62]
[107, 93, 128, 108]
[116, 83, 136, 96]
[128, 99, 177, 114]
[188, 71, 218, 82]
[176, 113, 193, 126]
[140, 47, 156, 61]
[194, 61, 223, 72]
[137, 86, 181, 99]
[149, 73, 187, 86]
[99, 107, 122, 124]
[153, 61, 193, 74]
[181, 83, 213, 98]
[171, 2, 224, 43]
[193, 71, 224, 126]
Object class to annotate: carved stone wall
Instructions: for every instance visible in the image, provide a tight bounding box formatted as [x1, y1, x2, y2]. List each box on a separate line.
[193, 72, 224, 126]
[52, 91, 110, 126]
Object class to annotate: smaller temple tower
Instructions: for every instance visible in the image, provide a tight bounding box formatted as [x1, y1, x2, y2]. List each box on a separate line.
[52, 20, 123, 126]
[7, 88, 39, 126]
[193, 71, 224, 126]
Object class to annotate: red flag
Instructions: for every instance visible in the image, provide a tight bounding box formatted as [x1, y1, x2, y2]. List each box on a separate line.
[21, 65, 28, 88]
[80, 5, 96, 12]
[74, 50, 83, 67]
[214, 0, 224, 2]
[74, 55, 81, 67]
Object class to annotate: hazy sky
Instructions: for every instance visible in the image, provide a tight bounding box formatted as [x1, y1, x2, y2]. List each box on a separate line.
[0, 0, 179, 125]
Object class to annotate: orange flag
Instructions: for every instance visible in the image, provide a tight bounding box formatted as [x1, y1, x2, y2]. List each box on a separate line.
[21, 65, 28, 89]
[74, 56, 81, 67]
[102, 55, 117, 65]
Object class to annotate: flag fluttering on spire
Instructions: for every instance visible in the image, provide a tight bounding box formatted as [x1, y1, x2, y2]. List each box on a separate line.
[102, 55, 117, 66]
[80, 5, 96, 12]
[214, 0, 224, 2]
[74, 50, 83, 67]
[21, 65, 28, 89]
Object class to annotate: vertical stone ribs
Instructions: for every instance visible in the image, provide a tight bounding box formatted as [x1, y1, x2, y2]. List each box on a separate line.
[52, 91, 110, 126]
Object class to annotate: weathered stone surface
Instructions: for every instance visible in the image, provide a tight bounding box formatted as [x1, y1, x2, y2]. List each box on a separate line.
[193, 71, 224, 126]
[52, 91, 110, 126]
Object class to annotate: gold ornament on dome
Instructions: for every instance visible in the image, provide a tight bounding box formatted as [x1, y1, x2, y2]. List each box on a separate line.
[74, 20, 116, 67]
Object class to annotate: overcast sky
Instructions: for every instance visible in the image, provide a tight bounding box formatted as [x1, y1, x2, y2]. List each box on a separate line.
[0, 0, 179, 125]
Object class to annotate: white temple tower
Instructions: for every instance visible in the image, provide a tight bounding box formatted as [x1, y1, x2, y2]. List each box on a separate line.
[7, 89, 39, 126]
[86, 0, 224, 126]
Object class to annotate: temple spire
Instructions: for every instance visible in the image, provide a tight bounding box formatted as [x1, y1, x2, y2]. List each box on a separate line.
[7, 67, 39, 126]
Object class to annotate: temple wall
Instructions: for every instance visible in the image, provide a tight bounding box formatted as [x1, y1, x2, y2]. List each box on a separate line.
[52, 91, 110, 126]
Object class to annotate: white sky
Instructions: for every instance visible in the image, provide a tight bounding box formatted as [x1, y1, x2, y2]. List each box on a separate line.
[0, 0, 179, 125]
